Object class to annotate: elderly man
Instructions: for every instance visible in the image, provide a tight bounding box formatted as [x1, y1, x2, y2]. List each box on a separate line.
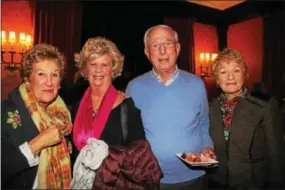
[126, 24, 215, 190]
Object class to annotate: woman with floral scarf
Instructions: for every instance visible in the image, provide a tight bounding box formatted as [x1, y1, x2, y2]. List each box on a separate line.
[1, 44, 72, 189]
[207, 48, 284, 189]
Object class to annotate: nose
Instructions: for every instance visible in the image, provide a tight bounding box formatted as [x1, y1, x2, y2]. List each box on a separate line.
[227, 71, 235, 80]
[46, 75, 53, 86]
[95, 65, 102, 72]
[159, 43, 166, 55]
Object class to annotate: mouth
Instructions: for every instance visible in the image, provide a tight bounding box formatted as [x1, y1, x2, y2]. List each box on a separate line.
[158, 58, 169, 63]
[42, 89, 54, 93]
[226, 83, 237, 85]
[92, 75, 104, 80]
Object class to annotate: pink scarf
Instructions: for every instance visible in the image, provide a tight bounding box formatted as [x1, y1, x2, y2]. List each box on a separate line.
[73, 85, 118, 151]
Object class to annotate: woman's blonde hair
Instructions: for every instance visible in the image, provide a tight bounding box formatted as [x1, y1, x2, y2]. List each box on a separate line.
[212, 48, 248, 80]
[74, 37, 124, 80]
[21, 43, 66, 80]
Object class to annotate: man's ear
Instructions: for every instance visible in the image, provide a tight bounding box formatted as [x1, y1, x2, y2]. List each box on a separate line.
[144, 48, 150, 59]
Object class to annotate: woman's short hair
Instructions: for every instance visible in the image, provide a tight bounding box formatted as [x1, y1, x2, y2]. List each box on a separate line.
[143, 24, 179, 48]
[21, 43, 66, 80]
[74, 37, 124, 80]
[212, 48, 248, 79]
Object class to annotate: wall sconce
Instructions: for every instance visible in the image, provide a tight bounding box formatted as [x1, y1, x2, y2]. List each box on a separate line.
[199, 52, 218, 77]
[1, 30, 32, 76]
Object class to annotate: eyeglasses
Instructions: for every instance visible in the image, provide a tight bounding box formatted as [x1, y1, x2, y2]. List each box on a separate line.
[148, 40, 176, 51]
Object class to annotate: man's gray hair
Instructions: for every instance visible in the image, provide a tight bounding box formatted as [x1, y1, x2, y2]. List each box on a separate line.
[143, 25, 179, 48]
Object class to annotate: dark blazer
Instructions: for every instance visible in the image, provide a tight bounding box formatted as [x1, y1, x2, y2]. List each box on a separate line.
[208, 94, 284, 188]
[1, 88, 39, 189]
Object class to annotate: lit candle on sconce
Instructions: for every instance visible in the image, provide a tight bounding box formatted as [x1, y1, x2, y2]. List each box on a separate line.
[1, 31, 34, 75]
[199, 53, 205, 63]
[19, 33, 26, 45]
[1, 31, 33, 48]
[8, 31, 16, 45]
[211, 53, 218, 61]
[1, 31, 6, 43]
[205, 53, 210, 64]
[198, 52, 217, 78]
[25, 35, 32, 48]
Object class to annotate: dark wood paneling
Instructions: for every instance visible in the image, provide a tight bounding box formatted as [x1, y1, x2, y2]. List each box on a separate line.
[222, 1, 285, 25]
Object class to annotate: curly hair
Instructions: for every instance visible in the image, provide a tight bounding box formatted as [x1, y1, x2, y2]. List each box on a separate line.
[74, 37, 124, 80]
[21, 43, 66, 80]
[212, 48, 248, 80]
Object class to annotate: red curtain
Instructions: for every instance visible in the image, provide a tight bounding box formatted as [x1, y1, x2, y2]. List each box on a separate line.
[34, 1, 82, 84]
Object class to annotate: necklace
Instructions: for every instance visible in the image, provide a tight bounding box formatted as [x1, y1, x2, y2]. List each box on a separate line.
[92, 110, 96, 119]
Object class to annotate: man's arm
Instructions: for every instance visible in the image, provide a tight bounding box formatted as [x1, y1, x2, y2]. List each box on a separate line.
[199, 82, 214, 150]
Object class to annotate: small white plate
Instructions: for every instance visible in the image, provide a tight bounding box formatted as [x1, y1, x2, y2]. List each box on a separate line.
[176, 153, 219, 167]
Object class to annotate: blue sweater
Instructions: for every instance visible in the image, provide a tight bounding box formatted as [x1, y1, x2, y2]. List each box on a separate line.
[126, 69, 213, 184]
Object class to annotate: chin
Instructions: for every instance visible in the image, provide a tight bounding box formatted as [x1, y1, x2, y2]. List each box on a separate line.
[224, 89, 241, 95]
[91, 83, 104, 87]
[224, 89, 237, 93]
[222, 86, 239, 92]
[41, 97, 57, 105]
[158, 66, 172, 71]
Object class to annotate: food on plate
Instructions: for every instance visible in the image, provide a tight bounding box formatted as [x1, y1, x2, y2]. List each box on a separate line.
[178, 152, 219, 167]
[181, 153, 208, 163]
[208, 152, 215, 159]
[203, 151, 216, 159]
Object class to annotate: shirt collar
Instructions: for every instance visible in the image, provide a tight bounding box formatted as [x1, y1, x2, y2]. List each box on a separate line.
[152, 65, 179, 86]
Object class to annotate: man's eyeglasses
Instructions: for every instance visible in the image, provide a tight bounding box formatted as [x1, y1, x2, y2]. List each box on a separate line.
[148, 40, 176, 51]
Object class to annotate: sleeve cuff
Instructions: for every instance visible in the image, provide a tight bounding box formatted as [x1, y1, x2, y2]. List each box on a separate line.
[19, 142, 39, 167]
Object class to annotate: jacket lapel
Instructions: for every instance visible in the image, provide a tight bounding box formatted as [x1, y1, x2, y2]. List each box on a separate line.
[8, 87, 39, 145]
[229, 98, 258, 155]
[209, 99, 226, 150]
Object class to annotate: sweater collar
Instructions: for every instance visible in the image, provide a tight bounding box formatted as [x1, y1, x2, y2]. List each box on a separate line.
[152, 65, 179, 86]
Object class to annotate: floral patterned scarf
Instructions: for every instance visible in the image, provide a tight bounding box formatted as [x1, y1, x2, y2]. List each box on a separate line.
[219, 87, 248, 141]
[19, 81, 72, 189]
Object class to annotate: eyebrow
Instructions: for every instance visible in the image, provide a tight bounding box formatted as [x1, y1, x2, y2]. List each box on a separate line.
[151, 39, 175, 43]
[34, 69, 60, 72]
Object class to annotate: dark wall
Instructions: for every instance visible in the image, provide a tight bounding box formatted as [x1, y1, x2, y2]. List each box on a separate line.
[81, 2, 166, 78]
[80, 1, 221, 79]
[79, 1, 284, 89]
[164, 17, 193, 72]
